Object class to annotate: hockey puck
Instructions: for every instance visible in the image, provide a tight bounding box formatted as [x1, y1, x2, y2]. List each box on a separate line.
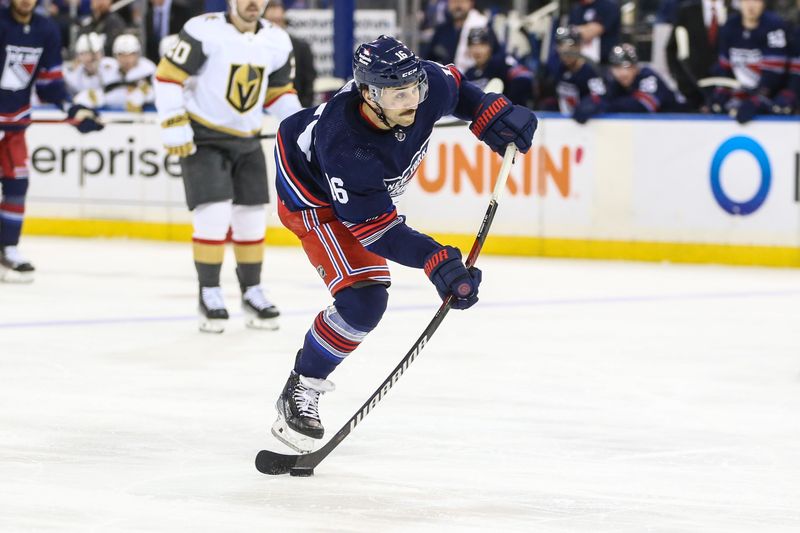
[289, 467, 314, 477]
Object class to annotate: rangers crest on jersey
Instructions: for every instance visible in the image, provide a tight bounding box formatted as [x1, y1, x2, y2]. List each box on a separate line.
[1, 45, 42, 90]
[226, 64, 265, 113]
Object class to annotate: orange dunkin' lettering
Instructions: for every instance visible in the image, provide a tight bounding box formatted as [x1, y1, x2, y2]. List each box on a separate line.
[417, 143, 579, 198]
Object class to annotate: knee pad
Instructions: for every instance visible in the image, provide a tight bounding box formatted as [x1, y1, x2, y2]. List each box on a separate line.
[333, 284, 389, 333]
[192, 200, 232, 241]
[231, 204, 266, 242]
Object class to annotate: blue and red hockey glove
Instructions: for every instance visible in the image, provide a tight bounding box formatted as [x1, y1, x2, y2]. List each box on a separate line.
[469, 93, 537, 155]
[735, 96, 760, 124]
[423, 246, 482, 310]
[67, 104, 104, 134]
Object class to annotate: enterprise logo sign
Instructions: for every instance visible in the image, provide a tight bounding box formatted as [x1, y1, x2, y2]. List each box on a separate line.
[710, 136, 771, 216]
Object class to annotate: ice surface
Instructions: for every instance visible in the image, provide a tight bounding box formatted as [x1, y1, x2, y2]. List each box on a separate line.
[1, 237, 799, 532]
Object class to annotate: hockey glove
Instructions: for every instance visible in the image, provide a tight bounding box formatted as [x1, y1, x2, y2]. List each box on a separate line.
[160, 112, 196, 158]
[735, 97, 759, 124]
[423, 246, 482, 310]
[67, 104, 104, 134]
[470, 93, 537, 155]
[572, 99, 599, 124]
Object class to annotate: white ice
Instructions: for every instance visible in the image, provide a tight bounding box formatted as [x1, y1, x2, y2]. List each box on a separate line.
[2, 237, 800, 532]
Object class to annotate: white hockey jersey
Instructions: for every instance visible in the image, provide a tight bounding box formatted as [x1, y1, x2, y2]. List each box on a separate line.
[154, 12, 299, 137]
[63, 56, 116, 94]
[103, 56, 156, 110]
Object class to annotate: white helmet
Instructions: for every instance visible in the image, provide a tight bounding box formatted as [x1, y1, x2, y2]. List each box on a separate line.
[75, 32, 104, 55]
[113, 34, 141, 56]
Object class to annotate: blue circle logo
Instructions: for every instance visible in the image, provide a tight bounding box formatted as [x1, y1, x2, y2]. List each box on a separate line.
[710, 136, 771, 215]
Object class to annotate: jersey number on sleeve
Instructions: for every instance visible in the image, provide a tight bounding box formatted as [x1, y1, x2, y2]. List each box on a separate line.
[166, 41, 192, 65]
[329, 177, 349, 204]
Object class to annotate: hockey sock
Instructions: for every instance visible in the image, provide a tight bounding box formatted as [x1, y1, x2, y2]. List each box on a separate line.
[296, 284, 388, 379]
[0, 178, 28, 247]
[232, 204, 266, 290]
[192, 201, 232, 287]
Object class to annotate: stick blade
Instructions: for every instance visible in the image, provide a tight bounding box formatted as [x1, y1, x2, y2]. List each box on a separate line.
[255, 450, 299, 475]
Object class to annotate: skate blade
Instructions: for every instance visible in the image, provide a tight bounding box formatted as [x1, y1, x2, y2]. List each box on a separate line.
[244, 315, 280, 330]
[271, 416, 316, 454]
[198, 317, 226, 333]
[0, 267, 34, 284]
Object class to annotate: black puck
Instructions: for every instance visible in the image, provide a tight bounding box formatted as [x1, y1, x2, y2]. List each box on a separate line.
[289, 467, 314, 477]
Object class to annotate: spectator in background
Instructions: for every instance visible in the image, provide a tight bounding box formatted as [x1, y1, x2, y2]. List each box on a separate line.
[264, 0, 317, 107]
[540, 26, 607, 124]
[710, 0, 790, 122]
[568, 0, 620, 65]
[48, 0, 92, 51]
[787, 25, 800, 113]
[144, 0, 203, 63]
[425, 0, 493, 72]
[604, 43, 681, 113]
[105, 34, 156, 112]
[63, 32, 116, 108]
[80, 0, 127, 56]
[666, 0, 727, 110]
[463, 27, 535, 107]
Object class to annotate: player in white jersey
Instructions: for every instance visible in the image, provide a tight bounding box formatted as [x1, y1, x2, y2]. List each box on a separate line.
[104, 34, 156, 112]
[63, 32, 117, 108]
[154, 0, 302, 333]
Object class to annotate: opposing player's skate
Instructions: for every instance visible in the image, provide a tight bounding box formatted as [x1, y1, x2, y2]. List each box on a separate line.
[0, 246, 35, 283]
[242, 285, 280, 330]
[272, 369, 335, 453]
[198, 286, 228, 333]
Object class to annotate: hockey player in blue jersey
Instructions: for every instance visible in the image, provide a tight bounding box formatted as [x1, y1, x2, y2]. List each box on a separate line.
[710, 0, 790, 123]
[463, 27, 535, 107]
[542, 26, 607, 124]
[604, 43, 681, 114]
[0, 0, 103, 282]
[270, 35, 538, 453]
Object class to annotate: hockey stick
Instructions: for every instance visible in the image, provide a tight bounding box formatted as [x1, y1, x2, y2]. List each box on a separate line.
[255, 143, 519, 476]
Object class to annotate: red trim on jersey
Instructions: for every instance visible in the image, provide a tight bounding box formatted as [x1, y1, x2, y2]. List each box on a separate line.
[633, 91, 659, 112]
[36, 69, 63, 81]
[357, 103, 385, 131]
[155, 76, 184, 85]
[446, 64, 462, 87]
[263, 89, 298, 108]
[276, 131, 329, 206]
[347, 210, 397, 242]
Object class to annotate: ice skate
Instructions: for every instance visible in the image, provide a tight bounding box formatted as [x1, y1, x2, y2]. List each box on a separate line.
[0, 246, 35, 283]
[272, 370, 335, 453]
[242, 285, 280, 330]
[198, 286, 228, 333]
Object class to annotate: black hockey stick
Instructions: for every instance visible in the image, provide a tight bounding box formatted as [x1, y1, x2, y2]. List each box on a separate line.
[255, 143, 519, 476]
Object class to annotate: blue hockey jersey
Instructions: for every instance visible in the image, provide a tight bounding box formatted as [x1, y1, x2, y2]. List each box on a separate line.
[605, 66, 678, 113]
[568, 0, 620, 64]
[716, 11, 789, 94]
[275, 60, 486, 269]
[464, 54, 534, 106]
[0, 8, 68, 130]
[554, 61, 606, 114]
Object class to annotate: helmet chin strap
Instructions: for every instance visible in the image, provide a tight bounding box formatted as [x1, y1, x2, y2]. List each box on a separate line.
[363, 88, 405, 131]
